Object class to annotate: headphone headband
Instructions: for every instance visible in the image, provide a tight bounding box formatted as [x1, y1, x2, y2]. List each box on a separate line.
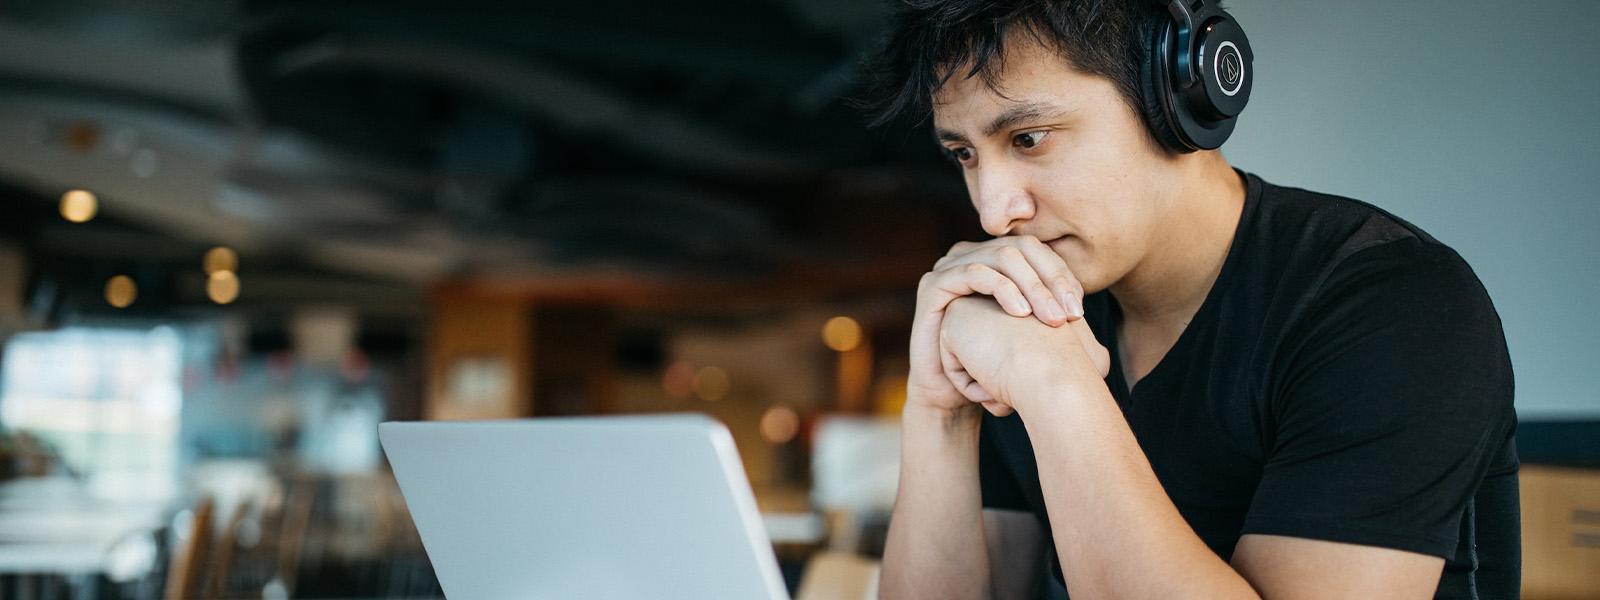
[1160, 0, 1198, 87]
[1143, 0, 1253, 152]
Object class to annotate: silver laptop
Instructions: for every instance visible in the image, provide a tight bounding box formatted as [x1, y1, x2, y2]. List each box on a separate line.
[378, 414, 790, 600]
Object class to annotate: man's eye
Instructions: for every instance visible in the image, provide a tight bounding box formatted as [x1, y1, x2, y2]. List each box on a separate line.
[1012, 131, 1048, 149]
[945, 147, 975, 163]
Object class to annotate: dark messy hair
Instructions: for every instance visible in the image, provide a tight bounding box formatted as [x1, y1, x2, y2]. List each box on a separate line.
[864, 0, 1165, 129]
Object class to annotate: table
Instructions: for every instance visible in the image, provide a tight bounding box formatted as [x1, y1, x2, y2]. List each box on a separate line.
[0, 477, 170, 600]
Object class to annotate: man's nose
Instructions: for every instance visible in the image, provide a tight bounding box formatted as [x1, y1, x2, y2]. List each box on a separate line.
[972, 167, 1036, 237]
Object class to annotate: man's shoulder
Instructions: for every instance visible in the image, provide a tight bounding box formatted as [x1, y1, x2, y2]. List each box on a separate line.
[1246, 174, 1479, 297]
[1252, 176, 1435, 258]
[1237, 175, 1503, 367]
[1248, 180, 1514, 445]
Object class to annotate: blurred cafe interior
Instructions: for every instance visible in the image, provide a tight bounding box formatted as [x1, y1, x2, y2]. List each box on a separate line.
[1, 1, 1598, 599]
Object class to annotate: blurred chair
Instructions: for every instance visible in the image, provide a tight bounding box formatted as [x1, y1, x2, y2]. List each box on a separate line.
[163, 496, 215, 600]
[823, 509, 860, 554]
[227, 475, 312, 600]
[160, 472, 315, 600]
[795, 551, 880, 600]
[202, 499, 253, 600]
[271, 477, 314, 595]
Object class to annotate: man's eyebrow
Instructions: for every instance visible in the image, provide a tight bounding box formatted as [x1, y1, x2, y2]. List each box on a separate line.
[982, 101, 1073, 138]
[934, 127, 967, 144]
[932, 101, 1076, 145]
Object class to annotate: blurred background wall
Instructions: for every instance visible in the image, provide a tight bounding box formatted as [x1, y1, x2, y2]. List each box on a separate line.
[1224, 0, 1600, 419]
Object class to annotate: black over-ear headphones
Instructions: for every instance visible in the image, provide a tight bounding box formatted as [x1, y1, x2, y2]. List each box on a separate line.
[1140, 0, 1254, 152]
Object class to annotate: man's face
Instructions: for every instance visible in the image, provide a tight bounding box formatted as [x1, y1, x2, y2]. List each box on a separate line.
[931, 36, 1177, 294]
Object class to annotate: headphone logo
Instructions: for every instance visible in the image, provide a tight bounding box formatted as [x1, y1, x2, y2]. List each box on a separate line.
[1216, 41, 1244, 96]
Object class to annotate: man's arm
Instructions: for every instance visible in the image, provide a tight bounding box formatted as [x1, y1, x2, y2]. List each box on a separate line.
[880, 405, 991, 599]
[880, 411, 1049, 600]
[1232, 535, 1443, 599]
[1018, 365, 1450, 599]
[1018, 371, 1261, 599]
[939, 296, 1459, 599]
[883, 235, 1087, 600]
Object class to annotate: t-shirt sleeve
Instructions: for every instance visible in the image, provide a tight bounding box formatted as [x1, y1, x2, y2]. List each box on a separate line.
[978, 413, 1032, 512]
[1241, 237, 1516, 558]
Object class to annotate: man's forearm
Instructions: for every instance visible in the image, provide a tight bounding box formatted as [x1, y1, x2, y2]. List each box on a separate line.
[1017, 374, 1260, 600]
[880, 403, 992, 600]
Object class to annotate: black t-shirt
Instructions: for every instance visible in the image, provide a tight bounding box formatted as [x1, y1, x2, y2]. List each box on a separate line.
[978, 171, 1520, 599]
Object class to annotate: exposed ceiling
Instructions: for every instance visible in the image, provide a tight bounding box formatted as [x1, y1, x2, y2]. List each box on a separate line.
[0, 0, 977, 320]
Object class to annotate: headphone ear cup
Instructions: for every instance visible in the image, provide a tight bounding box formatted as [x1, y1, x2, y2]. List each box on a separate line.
[1139, 21, 1192, 153]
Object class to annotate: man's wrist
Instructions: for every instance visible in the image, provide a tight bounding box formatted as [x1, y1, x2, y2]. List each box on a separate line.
[901, 399, 983, 440]
[1009, 360, 1101, 417]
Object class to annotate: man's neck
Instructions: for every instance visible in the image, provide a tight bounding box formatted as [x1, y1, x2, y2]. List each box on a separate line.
[1109, 154, 1247, 329]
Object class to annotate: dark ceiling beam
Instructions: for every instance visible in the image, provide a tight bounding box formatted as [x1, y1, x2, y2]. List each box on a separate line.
[271, 39, 816, 177]
[246, 0, 845, 88]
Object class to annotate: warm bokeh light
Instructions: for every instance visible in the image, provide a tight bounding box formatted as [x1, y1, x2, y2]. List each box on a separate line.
[60, 189, 97, 223]
[759, 405, 800, 445]
[203, 246, 238, 275]
[66, 122, 99, 154]
[207, 270, 240, 304]
[104, 275, 136, 308]
[662, 360, 695, 398]
[693, 366, 729, 402]
[821, 316, 862, 352]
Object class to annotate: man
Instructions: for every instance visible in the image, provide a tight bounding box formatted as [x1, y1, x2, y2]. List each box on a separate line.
[870, 1, 1519, 598]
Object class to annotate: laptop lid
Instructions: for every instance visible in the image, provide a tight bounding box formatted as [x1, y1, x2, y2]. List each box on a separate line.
[379, 414, 789, 600]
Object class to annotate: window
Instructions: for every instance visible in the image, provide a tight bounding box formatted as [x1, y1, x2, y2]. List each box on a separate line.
[1, 326, 182, 492]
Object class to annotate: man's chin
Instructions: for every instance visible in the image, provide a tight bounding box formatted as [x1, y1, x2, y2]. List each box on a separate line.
[1078, 275, 1112, 296]
[980, 401, 1014, 417]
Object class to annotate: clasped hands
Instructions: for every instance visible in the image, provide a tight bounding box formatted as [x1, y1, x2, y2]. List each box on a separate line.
[909, 236, 1111, 418]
